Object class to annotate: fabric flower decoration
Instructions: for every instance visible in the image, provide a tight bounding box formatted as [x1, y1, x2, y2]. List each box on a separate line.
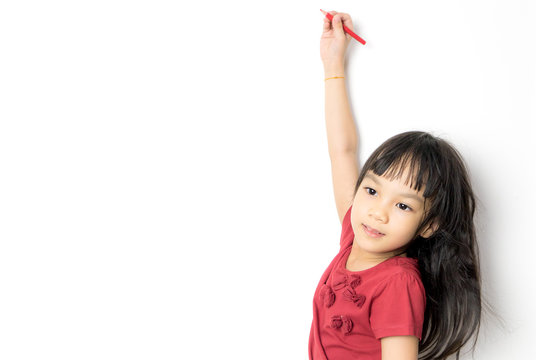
[332, 269, 348, 291]
[342, 287, 366, 308]
[329, 314, 353, 335]
[330, 315, 343, 329]
[331, 268, 362, 290]
[349, 274, 361, 288]
[320, 284, 336, 308]
[342, 315, 353, 335]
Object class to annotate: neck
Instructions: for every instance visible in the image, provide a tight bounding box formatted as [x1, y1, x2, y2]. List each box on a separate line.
[349, 238, 408, 263]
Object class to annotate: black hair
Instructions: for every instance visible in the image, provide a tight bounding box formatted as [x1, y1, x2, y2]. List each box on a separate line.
[353, 131, 499, 360]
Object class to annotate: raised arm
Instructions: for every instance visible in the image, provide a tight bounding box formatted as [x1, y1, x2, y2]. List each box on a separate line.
[320, 11, 359, 223]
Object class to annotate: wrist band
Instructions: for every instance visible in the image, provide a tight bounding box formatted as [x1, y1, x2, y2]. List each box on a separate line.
[325, 76, 344, 81]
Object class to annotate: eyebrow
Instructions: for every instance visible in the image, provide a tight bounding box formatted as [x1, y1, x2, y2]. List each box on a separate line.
[363, 173, 424, 203]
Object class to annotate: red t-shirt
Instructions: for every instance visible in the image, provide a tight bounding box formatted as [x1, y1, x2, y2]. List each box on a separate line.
[308, 205, 426, 360]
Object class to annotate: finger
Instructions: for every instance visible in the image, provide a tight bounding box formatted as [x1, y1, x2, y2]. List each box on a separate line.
[337, 13, 355, 31]
[321, 10, 352, 35]
[326, 10, 338, 19]
[321, 12, 333, 33]
[324, 11, 354, 32]
[322, 19, 331, 33]
[331, 14, 346, 38]
[320, 9, 338, 21]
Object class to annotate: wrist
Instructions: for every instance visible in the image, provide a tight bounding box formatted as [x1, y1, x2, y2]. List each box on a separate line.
[323, 63, 345, 77]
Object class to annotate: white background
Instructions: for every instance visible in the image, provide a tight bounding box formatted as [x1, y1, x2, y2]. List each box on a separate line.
[0, 0, 534, 359]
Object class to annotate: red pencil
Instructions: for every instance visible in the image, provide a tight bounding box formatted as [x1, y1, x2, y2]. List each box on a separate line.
[320, 9, 366, 45]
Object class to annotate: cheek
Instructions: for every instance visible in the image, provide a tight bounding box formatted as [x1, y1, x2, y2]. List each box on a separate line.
[393, 214, 421, 235]
[352, 192, 360, 206]
[353, 191, 369, 209]
[350, 205, 363, 229]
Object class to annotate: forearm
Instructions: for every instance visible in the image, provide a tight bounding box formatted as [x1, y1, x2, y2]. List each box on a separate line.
[324, 63, 357, 156]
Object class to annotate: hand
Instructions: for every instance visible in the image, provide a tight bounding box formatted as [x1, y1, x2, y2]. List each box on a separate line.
[320, 10, 355, 68]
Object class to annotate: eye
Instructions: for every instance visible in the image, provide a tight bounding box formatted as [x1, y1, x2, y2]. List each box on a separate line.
[397, 203, 412, 211]
[364, 187, 377, 196]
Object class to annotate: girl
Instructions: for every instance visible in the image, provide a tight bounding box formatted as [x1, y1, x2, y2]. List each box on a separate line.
[309, 10, 487, 360]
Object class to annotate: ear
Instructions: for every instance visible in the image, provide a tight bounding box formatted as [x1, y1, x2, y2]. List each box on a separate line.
[420, 220, 439, 238]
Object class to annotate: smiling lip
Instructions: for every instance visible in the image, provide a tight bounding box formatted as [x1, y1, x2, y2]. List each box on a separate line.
[362, 224, 385, 238]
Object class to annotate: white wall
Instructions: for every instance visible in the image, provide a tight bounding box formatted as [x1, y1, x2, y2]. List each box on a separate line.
[0, 0, 534, 359]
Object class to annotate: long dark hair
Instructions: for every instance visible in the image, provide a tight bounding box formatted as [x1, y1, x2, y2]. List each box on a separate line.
[353, 131, 495, 360]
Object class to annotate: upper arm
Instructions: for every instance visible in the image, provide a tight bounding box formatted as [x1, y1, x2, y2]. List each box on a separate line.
[329, 151, 359, 224]
[380, 336, 419, 360]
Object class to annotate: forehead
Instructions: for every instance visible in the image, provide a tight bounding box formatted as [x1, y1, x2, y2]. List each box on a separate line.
[369, 151, 430, 193]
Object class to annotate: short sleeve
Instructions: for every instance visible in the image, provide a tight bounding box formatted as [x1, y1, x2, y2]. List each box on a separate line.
[369, 272, 426, 340]
[339, 205, 353, 248]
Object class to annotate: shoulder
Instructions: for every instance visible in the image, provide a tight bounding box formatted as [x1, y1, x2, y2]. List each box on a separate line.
[371, 265, 425, 299]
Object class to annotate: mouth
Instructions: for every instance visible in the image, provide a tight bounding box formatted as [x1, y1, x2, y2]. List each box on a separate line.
[362, 224, 385, 238]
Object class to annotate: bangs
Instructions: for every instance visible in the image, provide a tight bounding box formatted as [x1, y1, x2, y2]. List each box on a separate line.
[362, 132, 443, 199]
[371, 153, 430, 194]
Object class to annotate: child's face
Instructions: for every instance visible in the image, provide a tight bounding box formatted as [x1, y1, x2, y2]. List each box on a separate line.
[350, 169, 432, 259]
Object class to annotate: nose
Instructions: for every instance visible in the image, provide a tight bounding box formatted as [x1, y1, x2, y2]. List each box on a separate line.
[368, 205, 388, 223]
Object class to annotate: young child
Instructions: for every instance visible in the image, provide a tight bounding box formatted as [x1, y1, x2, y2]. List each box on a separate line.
[309, 11, 483, 360]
